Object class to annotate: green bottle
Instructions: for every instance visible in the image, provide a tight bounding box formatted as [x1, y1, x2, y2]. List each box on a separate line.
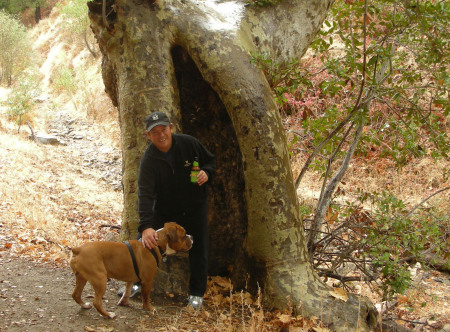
[190, 157, 200, 184]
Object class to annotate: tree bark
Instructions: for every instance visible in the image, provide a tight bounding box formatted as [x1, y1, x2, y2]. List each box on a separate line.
[87, 0, 378, 330]
[35, 6, 41, 24]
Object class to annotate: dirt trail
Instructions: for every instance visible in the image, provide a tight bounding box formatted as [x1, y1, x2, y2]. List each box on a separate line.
[0, 253, 185, 332]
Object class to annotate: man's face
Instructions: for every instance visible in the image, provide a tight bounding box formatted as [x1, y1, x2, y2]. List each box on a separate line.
[146, 124, 173, 153]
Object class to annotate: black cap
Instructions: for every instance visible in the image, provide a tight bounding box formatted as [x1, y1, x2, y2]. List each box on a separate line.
[145, 112, 170, 132]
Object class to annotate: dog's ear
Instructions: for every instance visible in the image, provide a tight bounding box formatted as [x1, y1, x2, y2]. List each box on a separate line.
[167, 227, 178, 243]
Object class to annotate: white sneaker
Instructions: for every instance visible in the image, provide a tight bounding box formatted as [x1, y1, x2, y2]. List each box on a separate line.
[117, 284, 141, 297]
[187, 295, 203, 310]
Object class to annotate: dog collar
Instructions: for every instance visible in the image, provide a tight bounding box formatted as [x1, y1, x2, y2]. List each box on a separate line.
[154, 228, 168, 263]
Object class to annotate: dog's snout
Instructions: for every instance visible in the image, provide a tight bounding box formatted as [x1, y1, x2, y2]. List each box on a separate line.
[187, 234, 193, 244]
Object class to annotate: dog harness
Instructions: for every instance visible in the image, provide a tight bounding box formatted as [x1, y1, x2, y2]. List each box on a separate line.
[124, 241, 162, 283]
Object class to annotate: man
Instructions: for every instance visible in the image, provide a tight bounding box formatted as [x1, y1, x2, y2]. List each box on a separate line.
[137, 111, 216, 309]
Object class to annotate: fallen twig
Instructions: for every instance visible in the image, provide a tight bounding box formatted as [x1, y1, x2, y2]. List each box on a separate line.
[100, 224, 121, 230]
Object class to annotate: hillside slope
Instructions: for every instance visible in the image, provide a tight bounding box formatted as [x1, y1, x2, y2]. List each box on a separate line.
[0, 5, 123, 262]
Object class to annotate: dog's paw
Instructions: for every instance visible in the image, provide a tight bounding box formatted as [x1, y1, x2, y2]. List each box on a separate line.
[81, 303, 92, 309]
[107, 312, 116, 319]
[118, 299, 131, 307]
[143, 304, 156, 314]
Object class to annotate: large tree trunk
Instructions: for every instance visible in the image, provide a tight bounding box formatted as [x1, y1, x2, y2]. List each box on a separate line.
[87, 0, 378, 330]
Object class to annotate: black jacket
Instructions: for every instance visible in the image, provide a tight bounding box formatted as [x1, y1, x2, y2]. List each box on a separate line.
[137, 134, 216, 233]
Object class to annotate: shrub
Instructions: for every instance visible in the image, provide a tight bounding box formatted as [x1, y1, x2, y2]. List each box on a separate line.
[0, 10, 32, 86]
[58, 0, 89, 35]
[7, 75, 41, 132]
[312, 189, 449, 300]
[0, 0, 47, 16]
[52, 65, 77, 94]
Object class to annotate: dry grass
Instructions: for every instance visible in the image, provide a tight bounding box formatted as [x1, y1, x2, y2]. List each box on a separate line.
[0, 118, 122, 265]
[291, 141, 449, 217]
[133, 276, 322, 331]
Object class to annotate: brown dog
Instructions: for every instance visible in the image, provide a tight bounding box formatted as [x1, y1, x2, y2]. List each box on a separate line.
[70, 222, 192, 318]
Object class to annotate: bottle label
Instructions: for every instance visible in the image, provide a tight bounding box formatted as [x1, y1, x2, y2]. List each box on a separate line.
[190, 170, 199, 183]
[190, 159, 200, 183]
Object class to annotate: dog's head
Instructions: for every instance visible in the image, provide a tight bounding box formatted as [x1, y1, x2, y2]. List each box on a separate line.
[158, 222, 193, 255]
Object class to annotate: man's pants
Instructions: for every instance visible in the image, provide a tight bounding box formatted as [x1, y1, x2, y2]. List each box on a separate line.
[140, 201, 209, 297]
[174, 201, 209, 297]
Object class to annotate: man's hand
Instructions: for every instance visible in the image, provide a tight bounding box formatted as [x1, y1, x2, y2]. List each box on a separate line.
[197, 170, 209, 186]
[142, 228, 158, 249]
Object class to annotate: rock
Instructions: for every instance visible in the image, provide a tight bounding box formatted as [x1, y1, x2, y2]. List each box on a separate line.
[30, 134, 61, 145]
[375, 300, 396, 315]
[26, 121, 61, 145]
[152, 252, 190, 296]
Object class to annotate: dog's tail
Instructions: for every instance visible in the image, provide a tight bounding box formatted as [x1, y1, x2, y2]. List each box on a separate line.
[71, 246, 82, 255]
[69, 247, 82, 273]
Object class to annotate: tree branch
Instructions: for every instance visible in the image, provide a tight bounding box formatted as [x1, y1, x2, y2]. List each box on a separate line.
[102, 0, 110, 29]
[84, 29, 98, 58]
[405, 186, 450, 218]
[306, 123, 355, 252]
[308, 118, 366, 257]
[316, 269, 376, 283]
[317, 123, 354, 206]
[294, 0, 369, 190]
